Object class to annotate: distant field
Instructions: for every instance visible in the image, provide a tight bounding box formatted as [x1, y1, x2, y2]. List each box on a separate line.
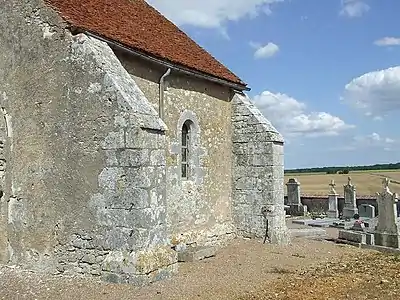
[284, 169, 400, 196]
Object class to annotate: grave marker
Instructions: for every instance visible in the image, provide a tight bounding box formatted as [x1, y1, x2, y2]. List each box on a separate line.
[358, 204, 375, 219]
[327, 179, 339, 219]
[286, 178, 305, 216]
[343, 177, 358, 219]
[374, 178, 400, 248]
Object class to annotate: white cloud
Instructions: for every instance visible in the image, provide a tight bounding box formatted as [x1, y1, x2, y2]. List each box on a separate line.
[251, 91, 354, 138]
[334, 133, 396, 152]
[385, 137, 395, 144]
[251, 42, 280, 59]
[146, 0, 283, 29]
[340, 0, 370, 18]
[342, 66, 400, 117]
[374, 37, 400, 47]
[354, 133, 396, 148]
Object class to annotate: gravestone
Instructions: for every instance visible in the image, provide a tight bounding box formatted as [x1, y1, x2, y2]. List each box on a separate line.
[286, 178, 305, 216]
[374, 178, 400, 248]
[343, 177, 358, 219]
[359, 204, 375, 219]
[327, 179, 339, 219]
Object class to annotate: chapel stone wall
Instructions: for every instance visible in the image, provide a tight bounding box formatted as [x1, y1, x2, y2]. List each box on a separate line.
[115, 51, 236, 248]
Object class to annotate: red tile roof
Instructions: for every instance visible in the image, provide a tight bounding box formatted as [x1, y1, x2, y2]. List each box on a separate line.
[45, 0, 246, 87]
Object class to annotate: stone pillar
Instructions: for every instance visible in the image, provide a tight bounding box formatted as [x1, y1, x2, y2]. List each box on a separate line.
[286, 178, 305, 216]
[327, 180, 339, 219]
[343, 177, 358, 219]
[375, 178, 400, 248]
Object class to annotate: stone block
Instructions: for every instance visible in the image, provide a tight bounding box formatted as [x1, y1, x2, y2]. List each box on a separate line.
[106, 207, 165, 229]
[149, 149, 166, 166]
[134, 247, 178, 275]
[105, 150, 118, 166]
[342, 207, 358, 219]
[359, 204, 375, 218]
[366, 233, 375, 245]
[290, 228, 326, 238]
[331, 221, 354, 230]
[126, 127, 165, 149]
[101, 130, 125, 149]
[235, 177, 257, 190]
[117, 149, 149, 167]
[374, 232, 400, 248]
[288, 204, 306, 217]
[110, 187, 149, 209]
[98, 167, 125, 191]
[338, 230, 366, 244]
[177, 246, 216, 262]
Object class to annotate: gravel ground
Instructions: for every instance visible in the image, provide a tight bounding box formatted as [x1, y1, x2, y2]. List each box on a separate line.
[1, 224, 398, 300]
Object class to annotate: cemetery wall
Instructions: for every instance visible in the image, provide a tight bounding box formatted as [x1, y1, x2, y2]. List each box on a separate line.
[284, 195, 379, 215]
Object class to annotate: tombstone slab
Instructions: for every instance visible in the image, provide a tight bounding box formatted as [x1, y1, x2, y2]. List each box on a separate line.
[327, 179, 339, 218]
[343, 177, 358, 218]
[286, 178, 305, 216]
[338, 230, 374, 245]
[374, 178, 400, 248]
[359, 204, 375, 219]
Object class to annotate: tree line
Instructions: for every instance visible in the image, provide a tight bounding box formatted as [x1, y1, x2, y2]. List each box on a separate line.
[285, 162, 400, 174]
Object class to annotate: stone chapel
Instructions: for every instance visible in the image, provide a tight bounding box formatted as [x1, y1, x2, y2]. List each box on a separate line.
[0, 0, 289, 284]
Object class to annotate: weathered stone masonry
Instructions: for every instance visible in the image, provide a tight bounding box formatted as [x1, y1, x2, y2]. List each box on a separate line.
[232, 94, 289, 244]
[0, 1, 176, 284]
[0, 0, 290, 286]
[115, 50, 236, 248]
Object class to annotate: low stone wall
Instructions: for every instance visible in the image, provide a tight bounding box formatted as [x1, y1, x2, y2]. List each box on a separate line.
[284, 195, 379, 215]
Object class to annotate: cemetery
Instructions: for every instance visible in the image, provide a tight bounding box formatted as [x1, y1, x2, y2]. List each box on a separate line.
[286, 176, 400, 252]
[1, 0, 399, 299]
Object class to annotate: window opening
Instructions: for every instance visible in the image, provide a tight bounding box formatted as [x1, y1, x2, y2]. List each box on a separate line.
[181, 122, 190, 179]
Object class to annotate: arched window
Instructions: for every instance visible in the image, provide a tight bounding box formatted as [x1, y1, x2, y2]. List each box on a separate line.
[181, 121, 190, 179]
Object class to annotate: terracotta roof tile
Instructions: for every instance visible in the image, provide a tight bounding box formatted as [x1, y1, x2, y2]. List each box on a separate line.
[45, 0, 246, 86]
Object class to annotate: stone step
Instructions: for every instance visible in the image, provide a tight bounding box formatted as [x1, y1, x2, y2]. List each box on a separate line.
[177, 246, 216, 262]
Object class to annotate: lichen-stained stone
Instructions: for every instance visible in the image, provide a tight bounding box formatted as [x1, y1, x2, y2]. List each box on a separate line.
[232, 94, 289, 245]
[0, 0, 174, 284]
[115, 48, 237, 250]
[1, 0, 289, 287]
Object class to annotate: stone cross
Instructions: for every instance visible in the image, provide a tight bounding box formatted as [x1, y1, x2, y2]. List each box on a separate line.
[375, 178, 400, 248]
[327, 179, 339, 218]
[347, 176, 352, 186]
[342, 176, 358, 218]
[383, 177, 390, 192]
[329, 179, 337, 194]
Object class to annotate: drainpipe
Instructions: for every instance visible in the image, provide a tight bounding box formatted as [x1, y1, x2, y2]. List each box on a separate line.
[159, 68, 171, 120]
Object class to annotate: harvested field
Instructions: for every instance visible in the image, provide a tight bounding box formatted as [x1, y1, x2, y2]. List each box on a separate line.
[284, 170, 400, 196]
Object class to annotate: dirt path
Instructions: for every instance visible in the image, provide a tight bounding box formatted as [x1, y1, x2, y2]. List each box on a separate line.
[1, 235, 390, 300]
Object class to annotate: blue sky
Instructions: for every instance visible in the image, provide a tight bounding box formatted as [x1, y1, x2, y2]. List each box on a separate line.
[148, 0, 400, 169]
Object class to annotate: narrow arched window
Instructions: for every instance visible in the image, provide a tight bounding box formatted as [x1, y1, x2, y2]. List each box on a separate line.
[181, 121, 190, 179]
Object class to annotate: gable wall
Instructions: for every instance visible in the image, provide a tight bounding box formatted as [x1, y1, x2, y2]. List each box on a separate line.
[115, 50, 236, 247]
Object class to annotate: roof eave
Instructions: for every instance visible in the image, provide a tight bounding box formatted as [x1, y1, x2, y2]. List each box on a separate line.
[81, 30, 250, 92]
